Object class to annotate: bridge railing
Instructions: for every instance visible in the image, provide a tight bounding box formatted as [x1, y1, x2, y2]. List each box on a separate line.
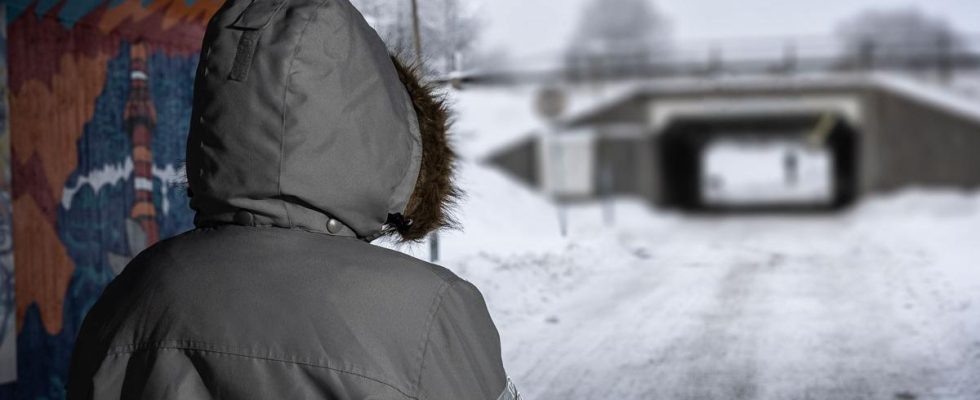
[446, 33, 980, 86]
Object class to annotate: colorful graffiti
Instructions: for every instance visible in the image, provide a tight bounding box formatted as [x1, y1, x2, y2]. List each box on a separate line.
[1, 1, 220, 398]
[1, 3, 16, 390]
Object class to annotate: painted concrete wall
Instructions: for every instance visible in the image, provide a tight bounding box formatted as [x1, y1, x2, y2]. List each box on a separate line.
[1, 1, 219, 397]
[0, 4, 16, 389]
[867, 85, 980, 192]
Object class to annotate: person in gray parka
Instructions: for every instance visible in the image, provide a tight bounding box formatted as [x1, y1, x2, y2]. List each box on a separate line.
[66, 0, 520, 399]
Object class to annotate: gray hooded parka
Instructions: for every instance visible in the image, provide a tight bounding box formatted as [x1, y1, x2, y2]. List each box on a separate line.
[66, 0, 516, 398]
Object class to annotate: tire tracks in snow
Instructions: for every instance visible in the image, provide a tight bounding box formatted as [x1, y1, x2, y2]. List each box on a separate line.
[459, 213, 980, 399]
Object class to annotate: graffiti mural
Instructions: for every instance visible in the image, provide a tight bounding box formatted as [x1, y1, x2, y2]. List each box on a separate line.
[2, 1, 220, 398]
[1, 3, 16, 389]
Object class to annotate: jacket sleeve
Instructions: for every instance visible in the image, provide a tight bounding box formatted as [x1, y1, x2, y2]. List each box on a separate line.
[66, 262, 135, 400]
[416, 279, 510, 400]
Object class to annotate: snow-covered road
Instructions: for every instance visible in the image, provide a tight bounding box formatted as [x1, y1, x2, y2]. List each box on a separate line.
[409, 165, 980, 400]
[491, 214, 979, 400]
[391, 84, 980, 399]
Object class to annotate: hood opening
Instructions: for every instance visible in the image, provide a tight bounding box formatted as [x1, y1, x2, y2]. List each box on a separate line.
[382, 55, 460, 242]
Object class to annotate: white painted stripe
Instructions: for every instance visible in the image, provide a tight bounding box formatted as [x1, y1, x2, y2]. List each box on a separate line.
[63, 158, 188, 214]
[152, 164, 186, 215]
[62, 158, 134, 209]
[134, 177, 154, 192]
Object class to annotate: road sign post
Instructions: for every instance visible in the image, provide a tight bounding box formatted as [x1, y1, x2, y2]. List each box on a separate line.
[535, 87, 569, 236]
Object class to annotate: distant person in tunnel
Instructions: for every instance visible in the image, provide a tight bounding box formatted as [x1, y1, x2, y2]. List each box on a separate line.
[66, 0, 518, 399]
[784, 148, 799, 186]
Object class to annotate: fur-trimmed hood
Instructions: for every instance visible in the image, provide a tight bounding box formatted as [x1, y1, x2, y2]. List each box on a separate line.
[186, 0, 455, 242]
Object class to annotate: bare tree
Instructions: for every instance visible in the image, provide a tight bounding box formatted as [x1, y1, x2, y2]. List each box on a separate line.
[431, 0, 482, 73]
[350, 0, 411, 52]
[351, 0, 482, 76]
[837, 8, 963, 71]
[565, 0, 672, 79]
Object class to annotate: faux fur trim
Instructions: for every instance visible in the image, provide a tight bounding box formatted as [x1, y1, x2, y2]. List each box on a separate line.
[386, 55, 460, 242]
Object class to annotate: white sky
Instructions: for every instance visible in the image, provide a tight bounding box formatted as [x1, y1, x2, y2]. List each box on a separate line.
[477, 0, 980, 60]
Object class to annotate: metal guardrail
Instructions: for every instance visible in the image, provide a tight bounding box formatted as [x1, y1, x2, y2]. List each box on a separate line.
[440, 34, 980, 86]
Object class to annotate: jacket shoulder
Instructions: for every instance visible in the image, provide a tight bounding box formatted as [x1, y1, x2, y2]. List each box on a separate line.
[73, 226, 496, 399]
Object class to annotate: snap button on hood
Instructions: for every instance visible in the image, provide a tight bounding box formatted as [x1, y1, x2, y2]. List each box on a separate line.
[233, 210, 255, 226]
[326, 219, 344, 235]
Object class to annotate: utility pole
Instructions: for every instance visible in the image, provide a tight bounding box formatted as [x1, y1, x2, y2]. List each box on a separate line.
[410, 0, 423, 65]
[409, 0, 438, 261]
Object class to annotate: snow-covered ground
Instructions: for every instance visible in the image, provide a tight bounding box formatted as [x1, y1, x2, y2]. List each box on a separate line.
[389, 83, 980, 399]
[702, 139, 833, 206]
[951, 72, 980, 100]
[436, 166, 980, 400]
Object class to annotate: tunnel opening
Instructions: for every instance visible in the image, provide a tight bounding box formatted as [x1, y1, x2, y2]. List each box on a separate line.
[658, 113, 859, 212]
